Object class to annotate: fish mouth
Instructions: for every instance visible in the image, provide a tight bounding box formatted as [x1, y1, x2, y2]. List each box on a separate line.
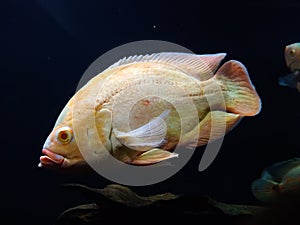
[39, 149, 65, 167]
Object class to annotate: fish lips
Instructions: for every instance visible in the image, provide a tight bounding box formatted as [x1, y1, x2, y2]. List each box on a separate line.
[39, 149, 65, 167]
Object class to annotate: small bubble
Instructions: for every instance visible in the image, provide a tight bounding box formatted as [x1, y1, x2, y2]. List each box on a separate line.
[153, 25, 157, 29]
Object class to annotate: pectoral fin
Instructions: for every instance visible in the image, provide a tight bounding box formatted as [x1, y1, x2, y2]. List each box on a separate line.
[114, 110, 170, 151]
[131, 148, 178, 165]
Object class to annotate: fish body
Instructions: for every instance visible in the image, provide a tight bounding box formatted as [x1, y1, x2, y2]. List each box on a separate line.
[252, 158, 300, 202]
[279, 43, 300, 92]
[39, 52, 261, 170]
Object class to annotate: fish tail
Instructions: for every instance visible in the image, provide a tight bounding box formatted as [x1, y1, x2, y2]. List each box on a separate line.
[251, 178, 280, 202]
[215, 60, 261, 116]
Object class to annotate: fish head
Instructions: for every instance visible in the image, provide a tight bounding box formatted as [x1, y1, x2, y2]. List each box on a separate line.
[251, 178, 281, 202]
[285, 43, 300, 72]
[39, 106, 86, 171]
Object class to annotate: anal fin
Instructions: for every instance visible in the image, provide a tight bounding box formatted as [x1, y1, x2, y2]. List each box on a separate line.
[131, 148, 178, 165]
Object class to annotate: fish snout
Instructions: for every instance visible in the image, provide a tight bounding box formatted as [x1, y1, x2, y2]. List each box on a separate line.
[42, 137, 52, 150]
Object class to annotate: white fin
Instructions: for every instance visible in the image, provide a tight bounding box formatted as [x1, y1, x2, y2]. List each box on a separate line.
[114, 110, 170, 151]
[108, 52, 226, 80]
[131, 148, 178, 165]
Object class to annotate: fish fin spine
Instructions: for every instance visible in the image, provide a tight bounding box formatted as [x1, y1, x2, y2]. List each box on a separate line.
[108, 52, 226, 80]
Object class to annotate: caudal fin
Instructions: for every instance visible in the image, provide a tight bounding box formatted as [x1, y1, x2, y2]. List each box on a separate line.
[215, 60, 261, 116]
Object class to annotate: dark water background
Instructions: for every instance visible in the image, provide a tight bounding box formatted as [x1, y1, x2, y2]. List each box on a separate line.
[3, 1, 300, 224]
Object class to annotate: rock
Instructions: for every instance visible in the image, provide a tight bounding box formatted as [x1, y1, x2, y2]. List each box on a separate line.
[61, 183, 179, 208]
[54, 184, 264, 225]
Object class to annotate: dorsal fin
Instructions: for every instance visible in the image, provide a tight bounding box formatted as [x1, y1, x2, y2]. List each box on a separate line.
[264, 158, 300, 182]
[108, 52, 226, 80]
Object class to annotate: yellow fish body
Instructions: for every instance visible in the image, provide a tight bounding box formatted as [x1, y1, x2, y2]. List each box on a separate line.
[39, 52, 261, 170]
[252, 158, 300, 202]
[279, 43, 300, 92]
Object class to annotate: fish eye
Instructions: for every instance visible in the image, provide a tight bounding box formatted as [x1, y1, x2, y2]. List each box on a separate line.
[290, 49, 296, 56]
[56, 127, 73, 144]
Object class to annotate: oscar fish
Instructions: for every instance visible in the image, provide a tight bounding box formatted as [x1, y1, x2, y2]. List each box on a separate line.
[38, 52, 261, 170]
[278, 43, 300, 92]
[252, 158, 300, 202]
